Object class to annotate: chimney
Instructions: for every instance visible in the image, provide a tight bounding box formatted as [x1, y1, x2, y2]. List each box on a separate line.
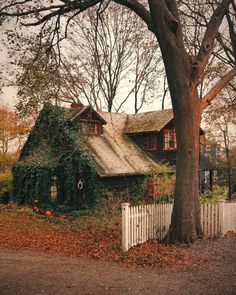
[71, 102, 84, 109]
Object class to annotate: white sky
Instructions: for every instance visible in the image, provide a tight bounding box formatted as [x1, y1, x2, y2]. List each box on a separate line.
[0, 87, 18, 109]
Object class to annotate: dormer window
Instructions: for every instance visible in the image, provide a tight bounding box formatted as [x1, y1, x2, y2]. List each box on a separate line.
[69, 105, 106, 135]
[94, 122, 102, 135]
[163, 129, 176, 150]
[81, 121, 103, 135]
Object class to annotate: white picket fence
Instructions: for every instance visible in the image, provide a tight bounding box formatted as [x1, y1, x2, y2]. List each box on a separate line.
[122, 201, 236, 251]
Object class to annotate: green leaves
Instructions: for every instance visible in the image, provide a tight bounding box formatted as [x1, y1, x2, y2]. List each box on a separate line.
[13, 104, 98, 209]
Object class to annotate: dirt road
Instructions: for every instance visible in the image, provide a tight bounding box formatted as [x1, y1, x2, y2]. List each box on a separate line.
[0, 237, 236, 295]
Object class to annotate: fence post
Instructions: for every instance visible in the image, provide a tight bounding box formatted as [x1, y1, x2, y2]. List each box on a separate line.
[121, 203, 130, 251]
[218, 200, 225, 237]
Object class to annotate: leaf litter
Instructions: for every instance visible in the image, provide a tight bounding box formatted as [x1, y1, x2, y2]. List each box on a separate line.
[0, 206, 209, 271]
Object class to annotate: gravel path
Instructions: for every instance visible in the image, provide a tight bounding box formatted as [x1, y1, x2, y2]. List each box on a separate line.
[0, 237, 236, 295]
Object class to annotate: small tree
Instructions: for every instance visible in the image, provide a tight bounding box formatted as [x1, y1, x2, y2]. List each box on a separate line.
[0, 107, 30, 172]
[204, 87, 236, 200]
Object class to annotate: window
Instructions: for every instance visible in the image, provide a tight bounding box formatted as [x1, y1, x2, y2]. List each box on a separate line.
[94, 122, 102, 135]
[81, 121, 102, 135]
[146, 134, 158, 150]
[50, 176, 57, 200]
[163, 129, 176, 150]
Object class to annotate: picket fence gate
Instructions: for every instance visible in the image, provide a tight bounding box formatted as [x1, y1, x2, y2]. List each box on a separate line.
[122, 201, 236, 251]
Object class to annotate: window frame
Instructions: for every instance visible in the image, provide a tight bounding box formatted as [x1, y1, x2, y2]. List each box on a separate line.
[163, 129, 176, 150]
[94, 122, 103, 135]
[81, 120, 103, 135]
[146, 133, 158, 151]
[50, 176, 57, 201]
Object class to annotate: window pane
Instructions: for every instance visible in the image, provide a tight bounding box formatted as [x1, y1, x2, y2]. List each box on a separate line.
[51, 176, 57, 200]
[147, 134, 157, 150]
[94, 122, 102, 135]
[164, 130, 176, 150]
[149, 135, 156, 149]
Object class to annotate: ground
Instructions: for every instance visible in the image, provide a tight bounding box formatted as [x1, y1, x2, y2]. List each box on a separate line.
[0, 206, 236, 295]
[1, 237, 236, 295]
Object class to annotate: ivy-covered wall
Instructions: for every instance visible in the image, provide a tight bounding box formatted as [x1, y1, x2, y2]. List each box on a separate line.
[12, 104, 99, 210]
[100, 175, 147, 201]
[13, 104, 172, 210]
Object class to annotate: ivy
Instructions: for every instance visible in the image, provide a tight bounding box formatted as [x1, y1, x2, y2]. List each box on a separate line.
[13, 104, 99, 210]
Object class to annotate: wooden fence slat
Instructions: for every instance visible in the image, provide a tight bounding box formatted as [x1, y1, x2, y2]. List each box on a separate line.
[122, 201, 234, 251]
[130, 206, 133, 246]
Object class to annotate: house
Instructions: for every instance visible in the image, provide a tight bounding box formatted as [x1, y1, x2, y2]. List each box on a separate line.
[199, 140, 220, 192]
[201, 139, 221, 159]
[12, 103, 213, 210]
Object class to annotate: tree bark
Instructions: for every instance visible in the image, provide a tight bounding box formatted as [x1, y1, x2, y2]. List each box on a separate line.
[146, 0, 202, 243]
[164, 89, 203, 243]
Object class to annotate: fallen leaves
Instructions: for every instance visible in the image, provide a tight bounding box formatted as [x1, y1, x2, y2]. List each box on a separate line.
[0, 206, 207, 271]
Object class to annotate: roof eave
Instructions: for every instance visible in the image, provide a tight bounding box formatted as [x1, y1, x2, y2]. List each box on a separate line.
[69, 106, 107, 124]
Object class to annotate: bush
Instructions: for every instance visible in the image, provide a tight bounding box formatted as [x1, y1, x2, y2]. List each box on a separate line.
[201, 186, 227, 204]
[0, 172, 13, 203]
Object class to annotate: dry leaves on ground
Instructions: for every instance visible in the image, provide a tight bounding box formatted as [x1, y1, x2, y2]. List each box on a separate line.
[0, 206, 208, 271]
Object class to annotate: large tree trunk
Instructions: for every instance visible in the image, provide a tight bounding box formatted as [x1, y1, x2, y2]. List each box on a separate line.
[164, 88, 203, 243]
[146, 0, 204, 242]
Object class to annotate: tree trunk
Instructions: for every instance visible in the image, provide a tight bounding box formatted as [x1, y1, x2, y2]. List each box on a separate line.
[164, 88, 203, 243]
[154, 36, 203, 243]
[223, 131, 232, 200]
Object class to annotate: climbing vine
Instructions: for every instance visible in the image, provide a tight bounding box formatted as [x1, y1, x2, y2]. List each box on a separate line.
[13, 104, 99, 210]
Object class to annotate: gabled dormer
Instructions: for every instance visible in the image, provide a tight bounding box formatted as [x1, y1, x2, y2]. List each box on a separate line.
[125, 109, 176, 165]
[69, 103, 107, 135]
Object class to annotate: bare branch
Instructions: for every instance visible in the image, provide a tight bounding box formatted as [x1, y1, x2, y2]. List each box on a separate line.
[192, 0, 232, 84]
[113, 0, 153, 31]
[226, 12, 236, 63]
[200, 67, 236, 113]
[0, 0, 102, 27]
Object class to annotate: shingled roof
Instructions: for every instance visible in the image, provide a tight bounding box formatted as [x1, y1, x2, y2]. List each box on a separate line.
[82, 111, 168, 177]
[125, 109, 173, 134]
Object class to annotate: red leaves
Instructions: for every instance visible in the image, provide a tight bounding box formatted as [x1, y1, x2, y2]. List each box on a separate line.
[0, 207, 205, 270]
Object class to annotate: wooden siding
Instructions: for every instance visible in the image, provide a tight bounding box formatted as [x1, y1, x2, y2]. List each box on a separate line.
[79, 109, 104, 122]
[128, 121, 177, 165]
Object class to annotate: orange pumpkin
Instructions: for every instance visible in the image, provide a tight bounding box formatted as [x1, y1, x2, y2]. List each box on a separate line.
[45, 210, 52, 217]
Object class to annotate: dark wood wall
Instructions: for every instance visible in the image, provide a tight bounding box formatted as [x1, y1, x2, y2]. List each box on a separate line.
[127, 121, 177, 166]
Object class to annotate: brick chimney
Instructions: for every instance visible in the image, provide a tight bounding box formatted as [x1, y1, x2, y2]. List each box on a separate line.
[71, 102, 84, 109]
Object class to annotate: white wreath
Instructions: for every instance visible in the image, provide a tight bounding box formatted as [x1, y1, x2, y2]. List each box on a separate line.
[77, 180, 83, 190]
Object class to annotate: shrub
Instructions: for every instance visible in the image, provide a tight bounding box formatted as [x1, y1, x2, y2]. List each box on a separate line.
[0, 172, 13, 203]
[201, 186, 227, 204]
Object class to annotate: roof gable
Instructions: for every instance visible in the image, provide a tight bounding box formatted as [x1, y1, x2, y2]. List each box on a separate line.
[69, 106, 107, 124]
[125, 109, 173, 134]
[19, 104, 80, 165]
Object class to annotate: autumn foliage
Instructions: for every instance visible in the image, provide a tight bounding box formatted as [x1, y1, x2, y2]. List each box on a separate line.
[0, 205, 207, 270]
[0, 107, 30, 172]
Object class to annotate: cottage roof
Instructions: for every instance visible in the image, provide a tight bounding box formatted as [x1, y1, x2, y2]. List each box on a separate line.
[68, 106, 107, 124]
[82, 111, 167, 177]
[125, 109, 173, 134]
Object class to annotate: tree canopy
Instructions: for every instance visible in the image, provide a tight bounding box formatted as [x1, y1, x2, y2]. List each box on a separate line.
[0, 107, 30, 172]
[14, 3, 163, 116]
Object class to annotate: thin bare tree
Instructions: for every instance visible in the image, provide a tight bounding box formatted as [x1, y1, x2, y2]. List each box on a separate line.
[9, 4, 162, 115]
